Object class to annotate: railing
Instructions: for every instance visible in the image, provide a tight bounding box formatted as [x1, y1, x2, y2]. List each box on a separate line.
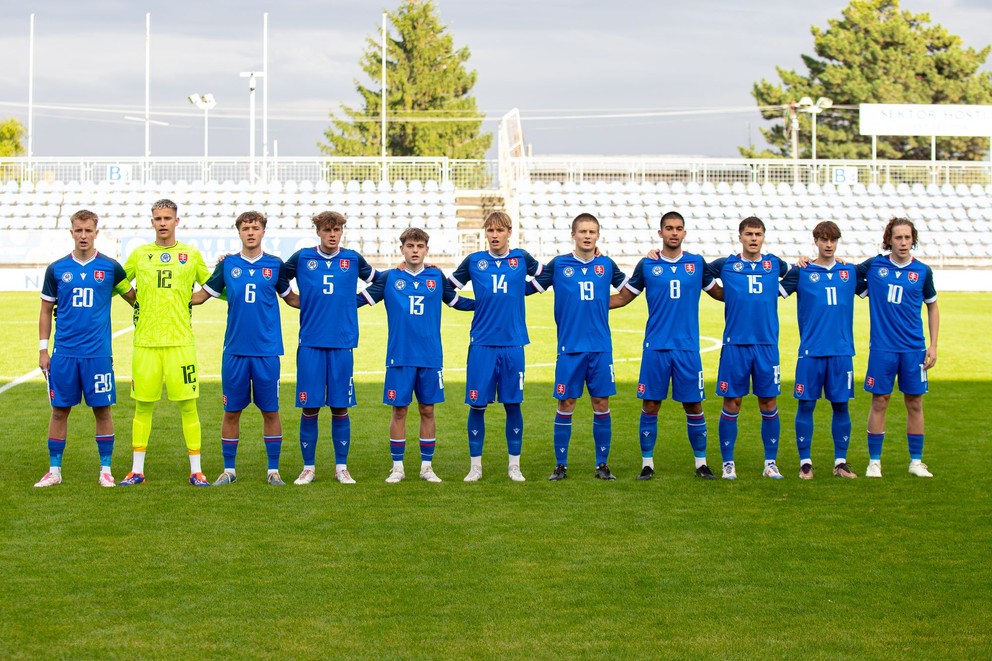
[3, 155, 991, 191]
[519, 156, 992, 186]
[0, 157, 499, 190]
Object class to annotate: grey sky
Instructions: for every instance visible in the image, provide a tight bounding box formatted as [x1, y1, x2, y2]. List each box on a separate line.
[0, 0, 989, 159]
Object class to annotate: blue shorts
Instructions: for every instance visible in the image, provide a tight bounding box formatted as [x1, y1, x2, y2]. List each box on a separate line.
[384, 366, 445, 406]
[296, 346, 356, 409]
[864, 350, 928, 396]
[554, 352, 616, 400]
[794, 355, 854, 402]
[465, 345, 525, 405]
[716, 344, 781, 398]
[637, 350, 705, 403]
[48, 354, 116, 408]
[222, 354, 281, 412]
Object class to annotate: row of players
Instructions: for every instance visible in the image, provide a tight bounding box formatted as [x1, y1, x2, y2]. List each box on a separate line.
[33, 201, 939, 487]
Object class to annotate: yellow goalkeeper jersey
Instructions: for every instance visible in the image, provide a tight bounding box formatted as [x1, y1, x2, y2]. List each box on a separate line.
[124, 241, 210, 348]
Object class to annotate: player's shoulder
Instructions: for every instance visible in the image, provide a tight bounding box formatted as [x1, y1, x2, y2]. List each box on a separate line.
[48, 253, 75, 268]
[174, 240, 203, 256]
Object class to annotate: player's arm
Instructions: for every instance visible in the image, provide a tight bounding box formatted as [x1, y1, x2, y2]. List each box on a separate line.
[193, 262, 226, 306]
[111, 261, 136, 306]
[357, 272, 387, 308]
[442, 278, 475, 312]
[273, 260, 298, 308]
[448, 256, 471, 290]
[527, 257, 554, 295]
[779, 267, 799, 298]
[609, 258, 630, 293]
[38, 298, 55, 374]
[855, 257, 874, 298]
[611, 259, 642, 309]
[923, 268, 939, 369]
[522, 250, 544, 278]
[357, 253, 378, 284]
[701, 261, 724, 301]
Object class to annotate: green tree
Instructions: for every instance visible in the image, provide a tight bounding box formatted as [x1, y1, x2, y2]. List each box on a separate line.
[0, 117, 26, 157]
[319, 0, 492, 159]
[743, 0, 992, 160]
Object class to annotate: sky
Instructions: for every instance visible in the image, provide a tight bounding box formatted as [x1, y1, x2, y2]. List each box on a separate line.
[0, 0, 989, 160]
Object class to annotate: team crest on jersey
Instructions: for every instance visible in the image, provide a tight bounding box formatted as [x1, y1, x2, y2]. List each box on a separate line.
[477, 259, 489, 271]
[469, 389, 479, 402]
[839, 271, 849, 282]
[556, 384, 566, 395]
[563, 266, 574, 277]
[652, 266, 662, 276]
[61, 272, 73, 283]
[508, 257, 519, 270]
[262, 268, 273, 280]
[298, 392, 307, 403]
[809, 273, 819, 283]
[394, 279, 406, 290]
[306, 259, 318, 270]
[878, 267, 889, 278]
[637, 383, 646, 395]
[684, 263, 695, 274]
[231, 267, 242, 279]
[160, 253, 171, 263]
[795, 384, 805, 395]
[178, 253, 188, 264]
[339, 259, 350, 272]
[93, 270, 105, 283]
[908, 271, 919, 283]
[733, 262, 744, 272]
[594, 264, 605, 277]
[387, 389, 397, 401]
[426, 279, 436, 291]
[762, 260, 772, 272]
[719, 381, 729, 393]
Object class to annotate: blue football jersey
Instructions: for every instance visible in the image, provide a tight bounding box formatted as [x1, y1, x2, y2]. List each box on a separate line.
[203, 252, 292, 357]
[284, 247, 376, 349]
[708, 254, 789, 346]
[857, 255, 937, 352]
[41, 253, 129, 358]
[624, 252, 715, 352]
[450, 248, 542, 346]
[781, 262, 861, 358]
[531, 253, 627, 354]
[360, 267, 472, 368]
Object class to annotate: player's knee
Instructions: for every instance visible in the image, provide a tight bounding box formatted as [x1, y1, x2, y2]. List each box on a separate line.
[302, 407, 320, 416]
[871, 393, 891, 410]
[758, 396, 777, 411]
[590, 397, 610, 413]
[830, 401, 848, 414]
[418, 403, 434, 419]
[178, 399, 199, 419]
[680, 401, 701, 415]
[392, 405, 409, 419]
[904, 395, 924, 414]
[223, 410, 242, 424]
[797, 400, 817, 414]
[642, 400, 662, 415]
[50, 406, 71, 423]
[556, 398, 577, 413]
[722, 397, 742, 413]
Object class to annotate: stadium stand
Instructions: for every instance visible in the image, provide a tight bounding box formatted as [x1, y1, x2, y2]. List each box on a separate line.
[1, 157, 990, 272]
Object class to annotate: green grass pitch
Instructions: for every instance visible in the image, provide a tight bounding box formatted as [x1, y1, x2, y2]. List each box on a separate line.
[1, 290, 990, 658]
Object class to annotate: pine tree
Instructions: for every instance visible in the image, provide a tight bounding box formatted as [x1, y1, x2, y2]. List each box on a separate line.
[319, 0, 492, 159]
[743, 0, 992, 160]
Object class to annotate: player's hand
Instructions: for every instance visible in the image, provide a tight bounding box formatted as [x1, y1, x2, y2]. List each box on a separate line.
[795, 256, 811, 268]
[924, 344, 937, 370]
[647, 248, 661, 260]
[216, 252, 233, 263]
[395, 261, 406, 271]
[39, 350, 50, 375]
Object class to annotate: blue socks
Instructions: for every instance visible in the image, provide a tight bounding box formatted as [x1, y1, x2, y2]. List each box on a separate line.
[553, 409, 573, 465]
[760, 407, 780, 461]
[299, 412, 318, 465]
[221, 437, 239, 470]
[95, 434, 114, 468]
[908, 433, 924, 461]
[868, 432, 884, 461]
[639, 410, 657, 459]
[504, 403, 523, 457]
[467, 405, 486, 458]
[48, 438, 66, 468]
[331, 412, 350, 464]
[264, 435, 282, 471]
[718, 408, 738, 462]
[686, 412, 707, 459]
[795, 400, 815, 462]
[593, 410, 611, 465]
[390, 439, 406, 462]
[419, 438, 435, 463]
[830, 401, 851, 461]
